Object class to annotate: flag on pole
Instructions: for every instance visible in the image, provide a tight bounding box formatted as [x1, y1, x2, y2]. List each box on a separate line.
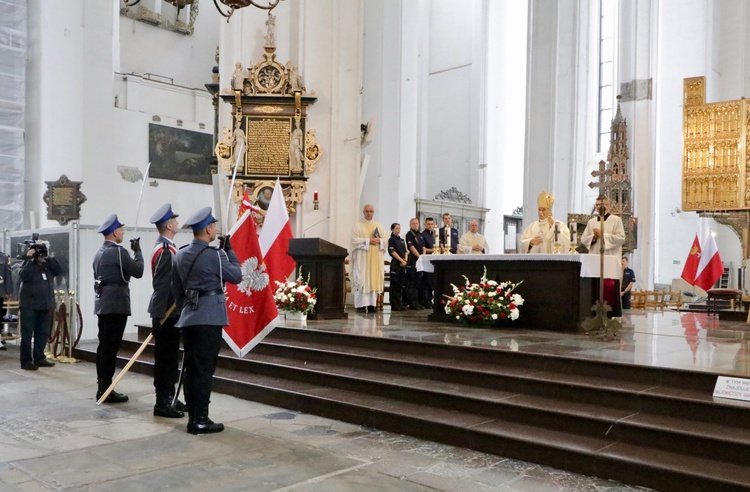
[681, 234, 701, 286]
[223, 210, 279, 357]
[237, 189, 255, 220]
[259, 178, 296, 287]
[694, 234, 723, 291]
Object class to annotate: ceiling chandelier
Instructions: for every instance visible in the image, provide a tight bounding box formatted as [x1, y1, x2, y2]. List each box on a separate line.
[122, 0, 282, 20]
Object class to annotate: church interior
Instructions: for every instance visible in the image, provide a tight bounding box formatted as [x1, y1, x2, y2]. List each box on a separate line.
[2, 0, 750, 490]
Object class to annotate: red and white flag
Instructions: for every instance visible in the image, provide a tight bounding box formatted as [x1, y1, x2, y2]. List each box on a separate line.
[259, 178, 296, 286]
[223, 210, 279, 357]
[694, 234, 723, 291]
[680, 234, 701, 286]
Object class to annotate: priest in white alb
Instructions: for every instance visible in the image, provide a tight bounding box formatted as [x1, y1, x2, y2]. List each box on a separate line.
[350, 204, 386, 313]
[580, 195, 625, 259]
[458, 220, 489, 254]
[521, 192, 570, 254]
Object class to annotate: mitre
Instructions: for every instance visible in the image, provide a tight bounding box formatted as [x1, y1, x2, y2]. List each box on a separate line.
[537, 191, 554, 209]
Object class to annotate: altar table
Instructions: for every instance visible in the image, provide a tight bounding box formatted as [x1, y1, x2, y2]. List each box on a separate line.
[418, 254, 621, 331]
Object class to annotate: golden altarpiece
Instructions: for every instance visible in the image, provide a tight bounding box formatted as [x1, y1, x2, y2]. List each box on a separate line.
[214, 13, 322, 225]
[682, 76, 750, 256]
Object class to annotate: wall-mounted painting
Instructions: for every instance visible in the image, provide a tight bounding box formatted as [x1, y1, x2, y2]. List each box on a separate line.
[149, 124, 213, 185]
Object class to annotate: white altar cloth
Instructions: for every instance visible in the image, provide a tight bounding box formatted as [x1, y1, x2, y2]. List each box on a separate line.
[416, 254, 620, 279]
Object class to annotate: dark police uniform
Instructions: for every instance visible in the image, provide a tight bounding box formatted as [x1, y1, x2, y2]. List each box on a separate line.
[438, 226, 459, 254]
[621, 266, 636, 309]
[19, 251, 62, 369]
[147, 203, 185, 418]
[0, 251, 12, 350]
[94, 214, 144, 403]
[405, 228, 425, 309]
[387, 232, 407, 310]
[421, 228, 435, 308]
[172, 207, 241, 434]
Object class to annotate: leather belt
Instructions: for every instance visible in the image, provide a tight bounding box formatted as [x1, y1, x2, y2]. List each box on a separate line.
[198, 288, 224, 298]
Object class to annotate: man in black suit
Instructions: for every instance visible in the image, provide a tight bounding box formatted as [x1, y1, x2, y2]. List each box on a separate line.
[93, 214, 144, 403]
[438, 213, 459, 254]
[148, 203, 186, 419]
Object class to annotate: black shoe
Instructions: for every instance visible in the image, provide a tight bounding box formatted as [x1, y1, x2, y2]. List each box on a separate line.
[96, 390, 129, 404]
[36, 360, 55, 368]
[355, 307, 367, 313]
[154, 403, 185, 418]
[190, 417, 224, 435]
[186, 420, 194, 433]
[0, 342, 6, 351]
[174, 399, 188, 412]
[409, 305, 420, 310]
[390, 306, 403, 311]
[21, 362, 38, 371]
[367, 305, 376, 313]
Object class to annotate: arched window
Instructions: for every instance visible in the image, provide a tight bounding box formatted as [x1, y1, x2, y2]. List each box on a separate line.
[597, 0, 617, 153]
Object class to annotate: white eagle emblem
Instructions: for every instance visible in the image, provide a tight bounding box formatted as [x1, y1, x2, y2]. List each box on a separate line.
[238, 257, 269, 296]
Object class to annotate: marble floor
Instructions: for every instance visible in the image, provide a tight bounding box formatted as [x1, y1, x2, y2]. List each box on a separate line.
[290, 308, 750, 378]
[4, 307, 743, 491]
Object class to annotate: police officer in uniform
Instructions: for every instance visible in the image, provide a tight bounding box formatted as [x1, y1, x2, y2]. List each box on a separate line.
[420, 217, 436, 309]
[148, 204, 187, 418]
[387, 223, 407, 311]
[94, 214, 144, 403]
[405, 218, 426, 310]
[0, 250, 12, 351]
[172, 207, 241, 435]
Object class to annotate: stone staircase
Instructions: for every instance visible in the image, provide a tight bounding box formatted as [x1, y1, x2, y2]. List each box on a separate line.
[74, 326, 750, 491]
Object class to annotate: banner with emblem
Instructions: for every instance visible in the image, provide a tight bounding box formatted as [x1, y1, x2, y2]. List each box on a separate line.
[223, 209, 280, 357]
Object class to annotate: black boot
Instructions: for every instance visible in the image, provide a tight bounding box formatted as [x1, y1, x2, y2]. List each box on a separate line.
[190, 416, 224, 435]
[154, 397, 184, 418]
[96, 381, 129, 404]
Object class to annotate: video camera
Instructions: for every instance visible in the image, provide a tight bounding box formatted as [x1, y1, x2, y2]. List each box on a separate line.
[16, 233, 50, 260]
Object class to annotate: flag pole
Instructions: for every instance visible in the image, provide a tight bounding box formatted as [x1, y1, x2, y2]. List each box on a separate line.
[224, 142, 245, 234]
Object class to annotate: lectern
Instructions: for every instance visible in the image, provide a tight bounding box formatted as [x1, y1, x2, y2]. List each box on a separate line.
[287, 238, 348, 320]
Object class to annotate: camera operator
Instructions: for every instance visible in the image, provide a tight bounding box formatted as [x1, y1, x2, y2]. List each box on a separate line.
[19, 240, 61, 370]
[0, 250, 12, 351]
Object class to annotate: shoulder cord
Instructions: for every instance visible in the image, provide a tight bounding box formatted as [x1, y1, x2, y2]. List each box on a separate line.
[117, 247, 128, 284]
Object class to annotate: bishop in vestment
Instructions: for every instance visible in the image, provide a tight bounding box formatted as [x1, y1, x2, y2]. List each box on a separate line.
[350, 204, 385, 313]
[521, 192, 570, 254]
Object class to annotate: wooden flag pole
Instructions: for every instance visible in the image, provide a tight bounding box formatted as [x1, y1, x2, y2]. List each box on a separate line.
[96, 304, 176, 405]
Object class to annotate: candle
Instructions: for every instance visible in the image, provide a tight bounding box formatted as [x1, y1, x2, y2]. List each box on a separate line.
[445, 226, 451, 248]
[314, 191, 319, 201]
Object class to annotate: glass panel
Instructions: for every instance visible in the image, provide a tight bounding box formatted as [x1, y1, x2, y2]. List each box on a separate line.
[599, 132, 611, 153]
[600, 38, 614, 63]
[600, 86, 613, 109]
[600, 62, 613, 86]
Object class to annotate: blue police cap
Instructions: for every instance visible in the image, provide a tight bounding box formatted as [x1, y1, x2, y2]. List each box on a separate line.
[150, 203, 179, 225]
[183, 207, 218, 231]
[97, 214, 124, 235]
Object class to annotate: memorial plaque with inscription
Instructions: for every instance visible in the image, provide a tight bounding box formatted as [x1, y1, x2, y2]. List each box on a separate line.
[42, 174, 87, 225]
[245, 116, 293, 176]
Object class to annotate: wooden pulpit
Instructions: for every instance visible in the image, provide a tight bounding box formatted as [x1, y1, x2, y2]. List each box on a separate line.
[287, 238, 348, 320]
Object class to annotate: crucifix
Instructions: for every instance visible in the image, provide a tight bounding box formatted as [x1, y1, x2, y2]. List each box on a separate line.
[588, 159, 615, 198]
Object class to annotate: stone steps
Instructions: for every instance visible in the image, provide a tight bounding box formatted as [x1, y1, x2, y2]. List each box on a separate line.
[75, 326, 750, 491]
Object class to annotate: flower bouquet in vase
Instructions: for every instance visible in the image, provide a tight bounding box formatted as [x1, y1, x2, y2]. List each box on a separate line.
[443, 266, 524, 326]
[274, 273, 317, 321]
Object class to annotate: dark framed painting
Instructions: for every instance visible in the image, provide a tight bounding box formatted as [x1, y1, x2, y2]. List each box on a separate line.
[148, 124, 213, 185]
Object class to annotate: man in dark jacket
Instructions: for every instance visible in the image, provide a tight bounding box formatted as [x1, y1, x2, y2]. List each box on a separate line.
[387, 223, 406, 311]
[173, 207, 241, 434]
[148, 203, 186, 419]
[0, 250, 12, 350]
[19, 241, 62, 370]
[93, 214, 144, 403]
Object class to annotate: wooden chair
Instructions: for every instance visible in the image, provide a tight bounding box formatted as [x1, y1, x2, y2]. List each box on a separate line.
[630, 290, 646, 309]
[662, 291, 682, 310]
[645, 291, 664, 310]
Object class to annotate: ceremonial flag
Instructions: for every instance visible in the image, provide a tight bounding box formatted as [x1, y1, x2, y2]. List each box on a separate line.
[237, 189, 255, 220]
[694, 234, 723, 291]
[680, 235, 701, 285]
[223, 210, 279, 357]
[259, 178, 295, 286]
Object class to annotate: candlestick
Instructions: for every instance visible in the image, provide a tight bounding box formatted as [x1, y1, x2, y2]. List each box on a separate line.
[313, 191, 319, 210]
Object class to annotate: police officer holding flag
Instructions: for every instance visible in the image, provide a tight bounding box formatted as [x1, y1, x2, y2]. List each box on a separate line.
[172, 207, 241, 435]
[148, 203, 187, 419]
[93, 214, 144, 403]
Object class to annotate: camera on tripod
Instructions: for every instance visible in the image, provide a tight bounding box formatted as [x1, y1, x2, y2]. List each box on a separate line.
[16, 233, 50, 260]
